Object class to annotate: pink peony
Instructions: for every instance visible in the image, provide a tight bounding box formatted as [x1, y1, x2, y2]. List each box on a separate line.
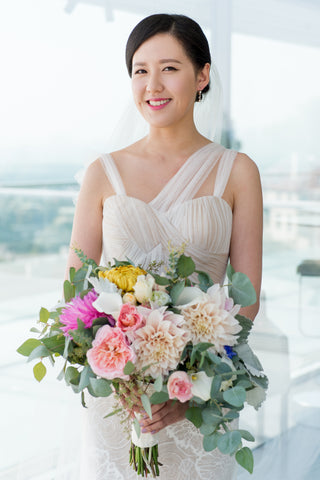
[117, 303, 143, 333]
[87, 325, 136, 380]
[167, 371, 193, 403]
[60, 290, 106, 335]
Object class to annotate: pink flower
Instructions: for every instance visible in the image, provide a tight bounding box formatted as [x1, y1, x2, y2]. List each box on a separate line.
[117, 304, 143, 332]
[60, 290, 106, 335]
[167, 371, 193, 403]
[87, 325, 136, 380]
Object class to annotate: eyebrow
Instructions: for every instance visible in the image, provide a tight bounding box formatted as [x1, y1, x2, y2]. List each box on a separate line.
[133, 59, 183, 67]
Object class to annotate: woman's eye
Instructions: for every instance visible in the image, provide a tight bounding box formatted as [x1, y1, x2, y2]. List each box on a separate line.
[163, 66, 177, 71]
[134, 69, 147, 75]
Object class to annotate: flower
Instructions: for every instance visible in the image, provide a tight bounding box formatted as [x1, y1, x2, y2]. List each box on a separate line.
[224, 345, 237, 359]
[60, 290, 105, 335]
[117, 303, 144, 332]
[151, 290, 171, 307]
[179, 285, 242, 354]
[87, 325, 136, 380]
[92, 291, 123, 319]
[132, 307, 189, 378]
[167, 371, 193, 403]
[133, 274, 155, 303]
[99, 265, 146, 292]
[89, 275, 119, 295]
[123, 292, 137, 305]
[189, 371, 213, 401]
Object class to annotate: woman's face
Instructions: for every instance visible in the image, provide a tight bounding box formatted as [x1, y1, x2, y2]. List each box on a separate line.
[131, 33, 209, 130]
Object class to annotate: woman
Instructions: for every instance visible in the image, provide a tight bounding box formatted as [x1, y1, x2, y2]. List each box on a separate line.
[66, 13, 263, 480]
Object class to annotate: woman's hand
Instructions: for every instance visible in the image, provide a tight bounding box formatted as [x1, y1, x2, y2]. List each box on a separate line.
[139, 400, 189, 434]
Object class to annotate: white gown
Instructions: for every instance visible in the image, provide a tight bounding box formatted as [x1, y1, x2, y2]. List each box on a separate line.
[80, 142, 239, 480]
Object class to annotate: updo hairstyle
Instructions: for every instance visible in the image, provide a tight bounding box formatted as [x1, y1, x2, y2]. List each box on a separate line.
[125, 14, 211, 98]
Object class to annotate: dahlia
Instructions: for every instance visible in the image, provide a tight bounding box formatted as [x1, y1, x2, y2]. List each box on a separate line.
[60, 290, 107, 335]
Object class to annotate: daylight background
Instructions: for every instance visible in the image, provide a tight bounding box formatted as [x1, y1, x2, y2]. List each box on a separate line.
[1, 1, 320, 479]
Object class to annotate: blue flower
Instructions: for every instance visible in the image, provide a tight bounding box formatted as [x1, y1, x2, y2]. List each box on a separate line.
[224, 346, 237, 359]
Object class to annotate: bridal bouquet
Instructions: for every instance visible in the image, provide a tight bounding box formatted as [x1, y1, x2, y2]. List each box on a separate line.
[18, 247, 268, 477]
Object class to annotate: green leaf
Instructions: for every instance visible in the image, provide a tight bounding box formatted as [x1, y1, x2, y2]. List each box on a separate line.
[176, 254, 195, 277]
[223, 386, 246, 407]
[17, 338, 41, 357]
[133, 417, 141, 438]
[170, 280, 185, 305]
[234, 343, 264, 377]
[215, 362, 232, 375]
[185, 407, 203, 428]
[104, 408, 122, 419]
[42, 335, 66, 355]
[33, 361, 47, 382]
[210, 375, 222, 398]
[65, 366, 80, 386]
[150, 391, 169, 404]
[202, 406, 223, 426]
[235, 314, 253, 344]
[123, 361, 135, 375]
[238, 429, 255, 442]
[69, 266, 76, 282]
[236, 447, 254, 474]
[203, 432, 220, 451]
[228, 272, 256, 307]
[78, 365, 94, 391]
[27, 344, 51, 362]
[89, 378, 113, 397]
[141, 394, 152, 419]
[223, 410, 240, 421]
[196, 270, 214, 292]
[200, 423, 216, 436]
[218, 430, 242, 455]
[154, 375, 163, 392]
[39, 307, 50, 323]
[64, 280, 75, 302]
[151, 274, 170, 286]
[30, 327, 41, 333]
[81, 390, 87, 408]
[206, 351, 221, 364]
[226, 264, 235, 281]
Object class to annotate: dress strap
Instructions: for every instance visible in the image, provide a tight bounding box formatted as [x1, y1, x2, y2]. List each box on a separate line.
[99, 154, 126, 195]
[213, 149, 238, 197]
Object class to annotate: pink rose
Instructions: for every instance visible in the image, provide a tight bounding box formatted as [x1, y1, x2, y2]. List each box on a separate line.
[117, 303, 143, 332]
[167, 371, 193, 403]
[87, 325, 136, 380]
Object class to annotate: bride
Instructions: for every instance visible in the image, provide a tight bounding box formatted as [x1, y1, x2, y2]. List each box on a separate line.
[65, 13, 263, 480]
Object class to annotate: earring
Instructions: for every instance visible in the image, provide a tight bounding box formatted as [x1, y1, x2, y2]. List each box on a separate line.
[197, 90, 203, 102]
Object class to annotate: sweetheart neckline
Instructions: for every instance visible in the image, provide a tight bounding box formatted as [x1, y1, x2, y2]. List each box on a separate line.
[102, 194, 233, 215]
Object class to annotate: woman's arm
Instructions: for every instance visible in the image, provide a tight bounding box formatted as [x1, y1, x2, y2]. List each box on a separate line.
[65, 159, 111, 278]
[228, 153, 263, 320]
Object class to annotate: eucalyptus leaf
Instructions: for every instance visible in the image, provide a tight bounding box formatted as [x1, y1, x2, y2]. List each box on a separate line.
[196, 271, 214, 292]
[64, 280, 75, 302]
[176, 254, 195, 277]
[235, 314, 253, 344]
[210, 375, 222, 398]
[27, 344, 51, 362]
[202, 406, 223, 426]
[185, 407, 202, 428]
[200, 423, 216, 436]
[123, 361, 135, 375]
[65, 366, 80, 386]
[226, 264, 235, 281]
[17, 338, 41, 357]
[217, 430, 242, 455]
[154, 375, 163, 392]
[151, 274, 170, 286]
[150, 391, 169, 404]
[39, 307, 50, 324]
[238, 429, 255, 442]
[203, 432, 220, 451]
[228, 272, 256, 307]
[234, 343, 264, 376]
[89, 378, 113, 397]
[223, 386, 246, 408]
[42, 335, 65, 355]
[133, 417, 141, 438]
[170, 280, 185, 305]
[33, 361, 47, 382]
[141, 394, 152, 419]
[236, 447, 254, 474]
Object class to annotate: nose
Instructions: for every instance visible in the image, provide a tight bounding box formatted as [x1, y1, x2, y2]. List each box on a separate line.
[146, 72, 163, 95]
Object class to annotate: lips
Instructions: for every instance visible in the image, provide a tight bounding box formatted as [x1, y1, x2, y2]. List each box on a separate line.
[146, 98, 171, 110]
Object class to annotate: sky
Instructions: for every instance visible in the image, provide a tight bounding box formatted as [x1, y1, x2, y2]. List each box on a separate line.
[0, 0, 319, 179]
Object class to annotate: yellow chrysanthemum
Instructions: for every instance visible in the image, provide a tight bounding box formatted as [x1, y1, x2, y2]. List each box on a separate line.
[99, 265, 146, 292]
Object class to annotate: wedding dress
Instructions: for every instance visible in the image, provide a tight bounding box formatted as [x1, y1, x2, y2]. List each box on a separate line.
[79, 142, 239, 480]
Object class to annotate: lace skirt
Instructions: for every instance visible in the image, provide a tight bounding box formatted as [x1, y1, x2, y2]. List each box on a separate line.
[78, 395, 238, 480]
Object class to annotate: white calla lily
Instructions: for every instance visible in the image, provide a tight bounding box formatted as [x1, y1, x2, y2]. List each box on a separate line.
[190, 371, 213, 401]
[92, 292, 123, 319]
[89, 276, 119, 294]
[174, 286, 205, 307]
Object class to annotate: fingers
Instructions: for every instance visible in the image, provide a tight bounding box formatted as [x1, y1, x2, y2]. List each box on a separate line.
[139, 401, 184, 434]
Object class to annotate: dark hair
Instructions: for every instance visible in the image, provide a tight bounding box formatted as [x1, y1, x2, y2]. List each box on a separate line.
[125, 14, 211, 95]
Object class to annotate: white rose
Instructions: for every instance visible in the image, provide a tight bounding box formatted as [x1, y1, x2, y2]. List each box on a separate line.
[133, 274, 155, 304]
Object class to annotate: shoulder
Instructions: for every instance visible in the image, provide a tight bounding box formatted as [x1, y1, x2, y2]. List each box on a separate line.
[80, 157, 113, 199]
[229, 151, 261, 189]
